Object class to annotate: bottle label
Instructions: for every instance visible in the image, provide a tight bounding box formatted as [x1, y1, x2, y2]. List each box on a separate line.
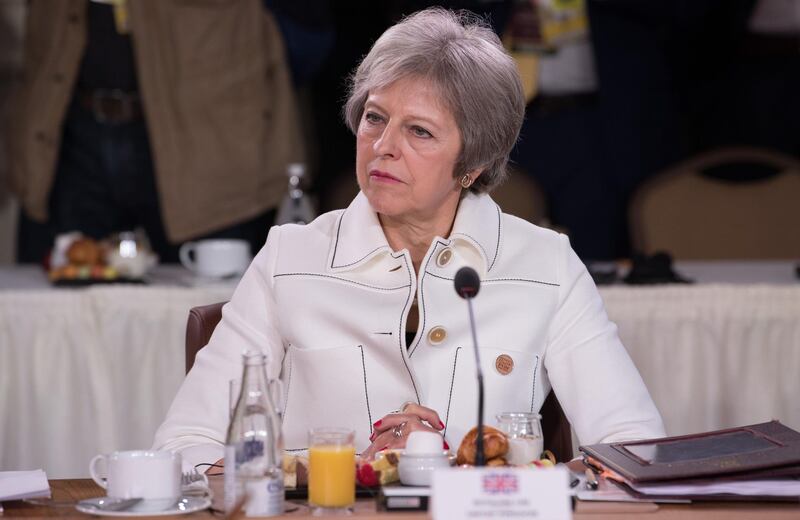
[244, 474, 284, 517]
[225, 442, 284, 517]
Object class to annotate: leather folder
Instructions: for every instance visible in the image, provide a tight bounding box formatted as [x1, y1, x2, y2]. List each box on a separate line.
[580, 420, 800, 483]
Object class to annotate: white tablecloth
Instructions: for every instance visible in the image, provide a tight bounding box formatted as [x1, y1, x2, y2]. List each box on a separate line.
[0, 266, 235, 478]
[1, 262, 798, 478]
[601, 284, 800, 437]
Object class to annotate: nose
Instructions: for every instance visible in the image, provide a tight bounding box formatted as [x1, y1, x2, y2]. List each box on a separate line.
[373, 123, 399, 158]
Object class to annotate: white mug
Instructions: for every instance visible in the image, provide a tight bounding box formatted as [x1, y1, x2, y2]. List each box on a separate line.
[179, 239, 251, 278]
[89, 450, 181, 511]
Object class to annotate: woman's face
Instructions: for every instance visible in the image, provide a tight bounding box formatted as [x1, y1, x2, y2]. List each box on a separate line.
[356, 76, 472, 224]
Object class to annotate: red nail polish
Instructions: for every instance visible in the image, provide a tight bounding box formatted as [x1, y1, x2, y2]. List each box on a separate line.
[370, 433, 376, 441]
[374, 420, 382, 428]
[439, 420, 445, 429]
[443, 441, 450, 450]
[380, 445, 388, 451]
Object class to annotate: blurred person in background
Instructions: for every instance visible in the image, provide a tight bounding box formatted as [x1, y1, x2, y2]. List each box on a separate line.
[5, 0, 311, 264]
[506, 0, 613, 260]
[696, 0, 800, 158]
[0, 0, 25, 265]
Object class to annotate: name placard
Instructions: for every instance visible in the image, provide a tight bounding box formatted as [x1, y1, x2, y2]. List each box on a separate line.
[431, 467, 571, 519]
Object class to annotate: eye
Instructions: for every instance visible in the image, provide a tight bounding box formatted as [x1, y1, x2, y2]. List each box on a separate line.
[364, 111, 384, 124]
[411, 125, 432, 138]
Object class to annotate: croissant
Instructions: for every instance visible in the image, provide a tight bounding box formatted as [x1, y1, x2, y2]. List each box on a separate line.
[456, 425, 509, 465]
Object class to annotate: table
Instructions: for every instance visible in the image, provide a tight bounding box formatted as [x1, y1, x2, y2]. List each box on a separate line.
[0, 266, 237, 479]
[2, 479, 799, 519]
[600, 261, 800, 438]
[1, 262, 799, 479]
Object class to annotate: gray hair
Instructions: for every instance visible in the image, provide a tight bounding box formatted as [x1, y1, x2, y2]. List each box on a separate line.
[343, 8, 525, 194]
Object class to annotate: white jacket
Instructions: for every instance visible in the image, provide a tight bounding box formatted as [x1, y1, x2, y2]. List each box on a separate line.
[153, 192, 664, 467]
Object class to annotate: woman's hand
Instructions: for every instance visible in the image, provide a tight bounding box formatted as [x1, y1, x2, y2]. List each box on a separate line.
[361, 403, 447, 460]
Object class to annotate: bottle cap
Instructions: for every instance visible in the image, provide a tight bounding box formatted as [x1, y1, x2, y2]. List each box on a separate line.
[287, 163, 305, 177]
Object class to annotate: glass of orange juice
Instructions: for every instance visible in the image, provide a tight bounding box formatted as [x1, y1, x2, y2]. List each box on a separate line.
[308, 427, 356, 514]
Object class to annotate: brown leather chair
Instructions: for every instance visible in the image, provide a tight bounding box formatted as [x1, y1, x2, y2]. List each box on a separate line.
[185, 302, 226, 374]
[629, 147, 800, 259]
[186, 302, 573, 460]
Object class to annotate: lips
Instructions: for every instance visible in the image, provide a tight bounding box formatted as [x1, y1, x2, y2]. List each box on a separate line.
[369, 169, 402, 183]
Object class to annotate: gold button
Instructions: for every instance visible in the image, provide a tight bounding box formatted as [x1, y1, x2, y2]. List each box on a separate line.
[436, 248, 453, 267]
[495, 354, 514, 375]
[427, 326, 447, 345]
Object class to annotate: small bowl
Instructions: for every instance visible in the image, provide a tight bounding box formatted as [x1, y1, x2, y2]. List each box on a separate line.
[405, 430, 444, 455]
[398, 453, 451, 487]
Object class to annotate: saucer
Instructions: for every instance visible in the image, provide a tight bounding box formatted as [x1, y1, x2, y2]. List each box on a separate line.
[76, 496, 211, 517]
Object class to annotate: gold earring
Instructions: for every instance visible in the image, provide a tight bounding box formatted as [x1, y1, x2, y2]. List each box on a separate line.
[460, 174, 472, 189]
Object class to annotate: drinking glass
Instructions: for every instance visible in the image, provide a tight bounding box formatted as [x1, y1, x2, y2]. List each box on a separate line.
[229, 378, 283, 420]
[496, 412, 543, 465]
[308, 428, 355, 515]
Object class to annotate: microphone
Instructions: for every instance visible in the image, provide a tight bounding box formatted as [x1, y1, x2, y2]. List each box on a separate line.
[454, 266, 485, 466]
[454, 266, 480, 299]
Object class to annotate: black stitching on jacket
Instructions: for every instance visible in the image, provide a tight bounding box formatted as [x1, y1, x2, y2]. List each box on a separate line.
[398, 254, 421, 403]
[453, 203, 501, 271]
[409, 239, 449, 358]
[530, 354, 540, 413]
[274, 272, 409, 291]
[426, 271, 560, 287]
[491, 203, 501, 271]
[358, 345, 373, 434]
[329, 207, 389, 269]
[282, 349, 293, 427]
[483, 278, 560, 287]
[443, 346, 462, 439]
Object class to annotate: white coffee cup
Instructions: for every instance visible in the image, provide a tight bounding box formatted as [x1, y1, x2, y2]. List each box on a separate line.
[89, 450, 181, 511]
[179, 239, 251, 278]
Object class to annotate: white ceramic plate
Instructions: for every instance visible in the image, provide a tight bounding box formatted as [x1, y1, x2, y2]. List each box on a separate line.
[75, 496, 212, 517]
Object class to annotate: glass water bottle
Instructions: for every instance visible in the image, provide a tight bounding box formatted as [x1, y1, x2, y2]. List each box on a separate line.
[275, 163, 315, 225]
[224, 352, 284, 516]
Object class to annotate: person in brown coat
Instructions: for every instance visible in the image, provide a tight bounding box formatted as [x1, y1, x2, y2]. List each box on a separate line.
[6, 0, 304, 263]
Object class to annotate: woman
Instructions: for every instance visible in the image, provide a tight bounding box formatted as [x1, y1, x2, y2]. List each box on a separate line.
[154, 8, 664, 468]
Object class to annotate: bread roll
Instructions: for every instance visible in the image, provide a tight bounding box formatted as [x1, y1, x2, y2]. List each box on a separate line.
[66, 238, 103, 266]
[486, 456, 507, 467]
[456, 425, 509, 465]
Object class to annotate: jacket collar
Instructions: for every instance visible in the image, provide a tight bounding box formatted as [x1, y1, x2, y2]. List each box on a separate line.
[449, 191, 502, 272]
[328, 191, 501, 273]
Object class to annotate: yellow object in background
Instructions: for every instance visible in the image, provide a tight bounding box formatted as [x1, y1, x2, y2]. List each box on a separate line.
[308, 445, 356, 508]
[510, 51, 540, 103]
[90, 0, 129, 34]
[538, 0, 588, 48]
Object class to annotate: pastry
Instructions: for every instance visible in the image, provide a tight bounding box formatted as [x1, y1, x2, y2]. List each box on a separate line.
[456, 425, 509, 465]
[282, 453, 308, 489]
[66, 237, 103, 266]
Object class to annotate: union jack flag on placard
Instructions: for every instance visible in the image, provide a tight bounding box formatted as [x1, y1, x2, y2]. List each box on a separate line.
[482, 472, 519, 494]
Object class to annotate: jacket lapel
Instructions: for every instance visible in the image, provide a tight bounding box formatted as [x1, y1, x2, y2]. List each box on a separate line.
[449, 193, 503, 273]
[328, 192, 393, 272]
[328, 191, 502, 274]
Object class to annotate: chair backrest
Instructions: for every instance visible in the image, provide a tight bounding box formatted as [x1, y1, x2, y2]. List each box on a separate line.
[186, 303, 573, 460]
[185, 302, 225, 374]
[630, 147, 800, 259]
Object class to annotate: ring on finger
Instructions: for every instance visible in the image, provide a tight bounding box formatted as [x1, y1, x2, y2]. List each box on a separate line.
[392, 423, 405, 438]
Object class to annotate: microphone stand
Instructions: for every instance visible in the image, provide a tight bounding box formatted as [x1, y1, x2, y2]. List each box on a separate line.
[465, 297, 485, 467]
